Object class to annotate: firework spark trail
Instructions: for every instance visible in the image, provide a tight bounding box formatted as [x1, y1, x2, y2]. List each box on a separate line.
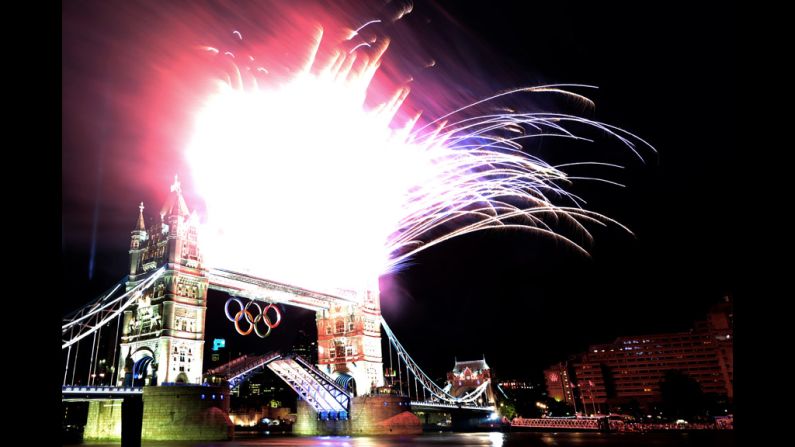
[187, 25, 653, 294]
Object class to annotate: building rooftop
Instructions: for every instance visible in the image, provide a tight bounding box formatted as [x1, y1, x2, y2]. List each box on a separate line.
[452, 359, 489, 373]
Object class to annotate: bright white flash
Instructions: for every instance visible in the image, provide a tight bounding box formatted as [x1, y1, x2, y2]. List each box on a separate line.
[187, 30, 650, 294]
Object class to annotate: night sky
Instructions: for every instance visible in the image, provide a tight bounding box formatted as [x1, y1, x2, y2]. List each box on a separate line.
[62, 1, 737, 382]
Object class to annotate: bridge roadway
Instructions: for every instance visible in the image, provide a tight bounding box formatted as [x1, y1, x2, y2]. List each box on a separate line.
[410, 401, 495, 412]
[62, 387, 493, 414]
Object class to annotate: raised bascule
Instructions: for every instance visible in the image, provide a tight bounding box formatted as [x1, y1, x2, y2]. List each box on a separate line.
[61, 178, 496, 442]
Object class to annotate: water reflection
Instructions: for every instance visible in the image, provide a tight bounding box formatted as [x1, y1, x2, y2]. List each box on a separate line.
[71, 431, 735, 447]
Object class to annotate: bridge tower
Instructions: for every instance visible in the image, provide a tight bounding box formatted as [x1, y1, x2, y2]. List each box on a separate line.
[446, 358, 496, 405]
[117, 176, 209, 386]
[315, 290, 384, 396]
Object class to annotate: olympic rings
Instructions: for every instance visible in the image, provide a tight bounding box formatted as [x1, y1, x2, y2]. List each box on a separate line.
[234, 310, 254, 335]
[224, 298, 243, 321]
[225, 297, 282, 338]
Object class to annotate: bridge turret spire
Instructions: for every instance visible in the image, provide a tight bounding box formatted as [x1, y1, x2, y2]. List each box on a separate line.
[170, 174, 181, 193]
[135, 202, 146, 231]
[161, 174, 190, 218]
[129, 201, 147, 271]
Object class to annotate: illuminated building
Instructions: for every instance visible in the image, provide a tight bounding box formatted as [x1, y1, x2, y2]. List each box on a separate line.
[117, 177, 208, 386]
[446, 358, 496, 405]
[498, 381, 536, 390]
[543, 362, 577, 406]
[315, 292, 384, 396]
[545, 298, 733, 412]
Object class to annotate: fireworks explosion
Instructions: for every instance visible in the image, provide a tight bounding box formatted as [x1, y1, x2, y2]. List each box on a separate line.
[183, 8, 652, 294]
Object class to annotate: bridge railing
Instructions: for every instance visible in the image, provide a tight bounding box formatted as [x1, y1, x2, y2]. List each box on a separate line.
[511, 417, 603, 430]
[410, 401, 495, 411]
[208, 352, 283, 389]
[62, 385, 143, 396]
[205, 354, 251, 376]
[266, 355, 351, 415]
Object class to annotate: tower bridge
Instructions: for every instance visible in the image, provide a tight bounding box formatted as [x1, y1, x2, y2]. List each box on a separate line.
[62, 178, 498, 442]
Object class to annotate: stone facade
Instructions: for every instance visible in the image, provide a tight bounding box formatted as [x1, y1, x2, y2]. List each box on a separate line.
[140, 385, 232, 441]
[447, 359, 495, 405]
[294, 394, 421, 435]
[316, 289, 384, 396]
[118, 177, 208, 386]
[83, 400, 123, 441]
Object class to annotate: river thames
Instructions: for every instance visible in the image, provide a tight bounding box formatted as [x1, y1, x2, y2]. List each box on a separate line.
[70, 431, 735, 447]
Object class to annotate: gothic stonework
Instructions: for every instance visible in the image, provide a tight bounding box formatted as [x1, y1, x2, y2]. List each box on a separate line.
[118, 176, 208, 386]
[446, 359, 496, 406]
[316, 289, 384, 396]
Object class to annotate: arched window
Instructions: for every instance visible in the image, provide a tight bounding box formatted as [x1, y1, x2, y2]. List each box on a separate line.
[336, 319, 345, 334]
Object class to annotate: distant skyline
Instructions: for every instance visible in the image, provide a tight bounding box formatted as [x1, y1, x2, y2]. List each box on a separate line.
[62, 0, 737, 379]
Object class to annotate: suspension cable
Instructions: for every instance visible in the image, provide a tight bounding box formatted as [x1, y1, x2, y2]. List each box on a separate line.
[63, 325, 75, 386]
[110, 312, 121, 386]
[381, 316, 491, 405]
[387, 334, 393, 388]
[406, 354, 411, 399]
[62, 283, 123, 331]
[63, 345, 71, 386]
[62, 268, 165, 349]
[71, 338, 79, 385]
[92, 324, 103, 385]
[87, 331, 97, 385]
[397, 347, 403, 396]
